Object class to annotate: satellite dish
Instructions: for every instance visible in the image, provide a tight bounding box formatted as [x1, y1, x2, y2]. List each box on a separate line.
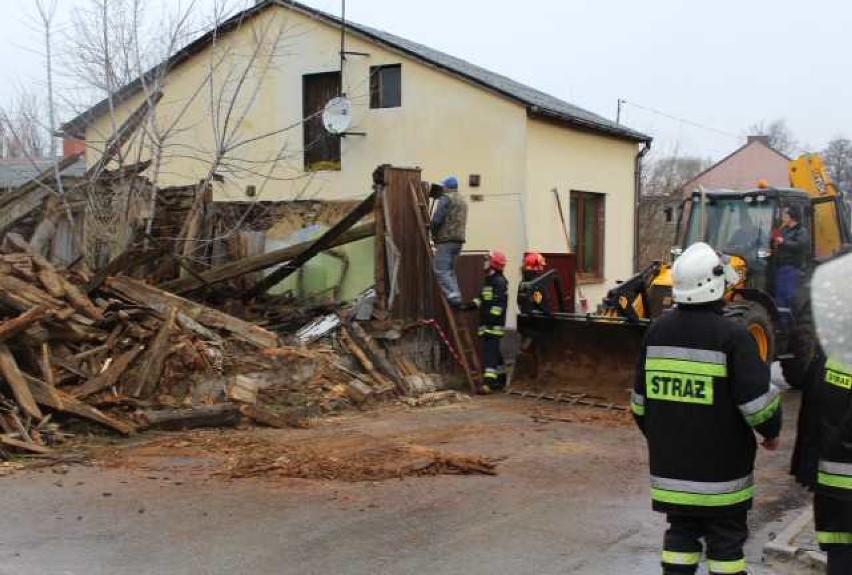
[322, 96, 352, 135]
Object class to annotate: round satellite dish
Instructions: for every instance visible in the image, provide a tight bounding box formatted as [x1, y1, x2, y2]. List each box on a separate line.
[322, 96, 352, 135]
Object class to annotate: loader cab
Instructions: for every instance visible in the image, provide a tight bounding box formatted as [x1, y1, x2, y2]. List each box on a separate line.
[673, 188, 813, 290]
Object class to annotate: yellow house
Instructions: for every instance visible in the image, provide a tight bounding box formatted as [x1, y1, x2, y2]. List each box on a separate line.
[63, 0, 651, 318]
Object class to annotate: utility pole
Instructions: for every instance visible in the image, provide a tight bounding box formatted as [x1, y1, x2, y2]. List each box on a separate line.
[616, 99, 626, 125]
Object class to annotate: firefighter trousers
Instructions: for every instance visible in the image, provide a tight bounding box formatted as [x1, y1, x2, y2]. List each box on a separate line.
[815, 492, 852, 574]
[480, 334, 505, 390]
[662, 512, 748, 574]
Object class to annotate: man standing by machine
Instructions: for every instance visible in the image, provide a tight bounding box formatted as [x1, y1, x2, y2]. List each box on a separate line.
[773, 205, 810, 312]
[792, 252, 852, 574]
[518, 250, 551, 315]
[471, 250, 508, 394]
[430, 176, 468, 308]
[632, 242, 782, 575]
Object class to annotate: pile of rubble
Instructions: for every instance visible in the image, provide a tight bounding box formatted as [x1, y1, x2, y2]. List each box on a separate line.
[0, 236, 453, 460]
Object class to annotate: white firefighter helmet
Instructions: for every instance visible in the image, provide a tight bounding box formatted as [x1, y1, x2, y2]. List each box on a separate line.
[672, 242, 738, 304]
[812, 252, 852, 366]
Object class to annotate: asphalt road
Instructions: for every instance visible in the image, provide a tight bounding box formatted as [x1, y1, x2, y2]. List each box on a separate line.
[0, 379, 808, 575]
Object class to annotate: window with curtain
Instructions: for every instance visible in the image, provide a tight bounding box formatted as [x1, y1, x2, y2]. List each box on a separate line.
[302, 71, 342, 171]
[569, 191, 605, 280]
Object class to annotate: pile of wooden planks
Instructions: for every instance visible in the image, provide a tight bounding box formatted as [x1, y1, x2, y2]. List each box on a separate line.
[0, 237, 281, 458]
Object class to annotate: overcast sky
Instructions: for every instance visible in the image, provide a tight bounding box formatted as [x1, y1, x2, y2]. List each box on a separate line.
[1, 0, 849, 161]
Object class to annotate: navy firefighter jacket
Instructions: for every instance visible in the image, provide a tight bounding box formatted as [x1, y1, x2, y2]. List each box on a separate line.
[632, 303, 782, 516]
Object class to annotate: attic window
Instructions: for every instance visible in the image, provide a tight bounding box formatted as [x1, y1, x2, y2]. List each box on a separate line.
[370, 65, 401, 109]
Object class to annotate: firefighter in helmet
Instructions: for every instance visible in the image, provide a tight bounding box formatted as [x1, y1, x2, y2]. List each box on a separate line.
[633, 242, 782, 575]
[792, 252, 852, 574]
[471, 250, 509, 394]
[518, 250, 551, 315]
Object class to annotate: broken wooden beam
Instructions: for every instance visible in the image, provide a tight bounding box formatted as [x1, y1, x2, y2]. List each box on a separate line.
[0, 153, 83, 235]
[238, 404, 306, 429]
[0, 306, 49, 343]
[339, 327, 396, 394]
[0, 435, 51, 455]
[159, 221, 376, 295]
[24, 374, 136, 435]
[0, 344, 43, 420]
[61, 278, 104, 321]
[140, 404, 241, 431]
[244, 192, 376, 299]
[132, 307, 176, 398]
[103, 276, 279, 348]
[348, 322, 401, 388]
[84, 91, 163, 180]
[69, 345, 144, 399]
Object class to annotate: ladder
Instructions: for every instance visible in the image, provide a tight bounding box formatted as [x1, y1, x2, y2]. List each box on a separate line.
[408, 183, 483, 393]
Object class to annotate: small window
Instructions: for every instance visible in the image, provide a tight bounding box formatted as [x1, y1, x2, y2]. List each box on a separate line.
[570, 191, 605, 280]
[303, 71, 342, 171]
[370, 64, 401, 109]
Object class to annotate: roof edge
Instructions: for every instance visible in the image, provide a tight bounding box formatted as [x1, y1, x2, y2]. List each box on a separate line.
[61, 0, 651, 144]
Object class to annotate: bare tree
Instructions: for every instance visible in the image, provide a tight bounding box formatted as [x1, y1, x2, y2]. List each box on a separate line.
[638, 153, 711, 266]
[0, 91, 48, 159]
[747, 119, 798, 157]
[823, 137, 852, 196]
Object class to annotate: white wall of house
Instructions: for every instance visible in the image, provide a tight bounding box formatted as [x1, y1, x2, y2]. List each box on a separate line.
[525, 118, 640, 304]
[83, 3, 642, 318]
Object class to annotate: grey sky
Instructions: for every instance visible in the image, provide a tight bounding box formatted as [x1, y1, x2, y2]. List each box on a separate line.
[2, 0, 848, 161]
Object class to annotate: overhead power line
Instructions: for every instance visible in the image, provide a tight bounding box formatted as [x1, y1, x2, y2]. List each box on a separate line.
[621, 100, 743, 141]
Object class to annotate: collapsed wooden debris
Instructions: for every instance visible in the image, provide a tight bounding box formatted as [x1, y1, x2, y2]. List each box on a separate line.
[0, 159, 465, 464]
[0, 239, 283, 457]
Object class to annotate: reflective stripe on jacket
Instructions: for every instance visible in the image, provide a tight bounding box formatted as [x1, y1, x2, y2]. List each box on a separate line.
[810, 356, 852, 500]
[476, 271, 508, 336]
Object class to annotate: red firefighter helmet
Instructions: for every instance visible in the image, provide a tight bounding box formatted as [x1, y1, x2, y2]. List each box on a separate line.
[523, 250, 546, 271]
[489, 250, 507, 271]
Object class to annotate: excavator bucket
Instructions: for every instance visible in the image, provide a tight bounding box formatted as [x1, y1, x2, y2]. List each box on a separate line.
[512, 314, 648, 405]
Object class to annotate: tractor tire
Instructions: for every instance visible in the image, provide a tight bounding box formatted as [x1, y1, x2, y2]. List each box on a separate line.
[726, 301, 775, 365]
[780, 281, 816, 389]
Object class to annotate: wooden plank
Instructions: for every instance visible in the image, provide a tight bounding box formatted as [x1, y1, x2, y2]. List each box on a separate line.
[38, 343, 56, 388]
[339, 327, 395, 394]
[24, 374, 136, 435]
[0, 344, 42, 419]
[32, 255, 66, 298]
[0, 306, 48, 343]
[86, 248, 162, 294]
[0, 274, 66, 313]
[70, 345, 144, 399]
[61, 278, 104, 321]
[244, 192, 376, 299]
[159, 221, 376, 295]
[132, 307, 176, 398]
[226, 375, 258, 405]
[238, 404, 300, 429]
[141, 404, 241, 431]
[85, 91, 163, 180]
[348, 322, 401, 386]
[0, 153, 83, 235]
[104, 276, 279, 348]
[373, 182, 388, 312]
[0, 435, 51, 455]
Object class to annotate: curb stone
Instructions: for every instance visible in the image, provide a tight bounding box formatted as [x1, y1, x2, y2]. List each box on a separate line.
[763, 505, 826, 572]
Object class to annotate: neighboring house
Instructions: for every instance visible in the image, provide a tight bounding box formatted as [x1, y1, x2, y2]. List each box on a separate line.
[61, 0, 650, 314]
[0, 157, 86, 191]
[680, 135, 790, 196]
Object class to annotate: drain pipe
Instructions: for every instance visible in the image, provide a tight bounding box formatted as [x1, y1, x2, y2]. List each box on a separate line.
[633, 140, 652, 273]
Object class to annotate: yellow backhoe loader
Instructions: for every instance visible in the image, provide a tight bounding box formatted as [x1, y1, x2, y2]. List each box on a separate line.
[513, 154, 852, 400]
